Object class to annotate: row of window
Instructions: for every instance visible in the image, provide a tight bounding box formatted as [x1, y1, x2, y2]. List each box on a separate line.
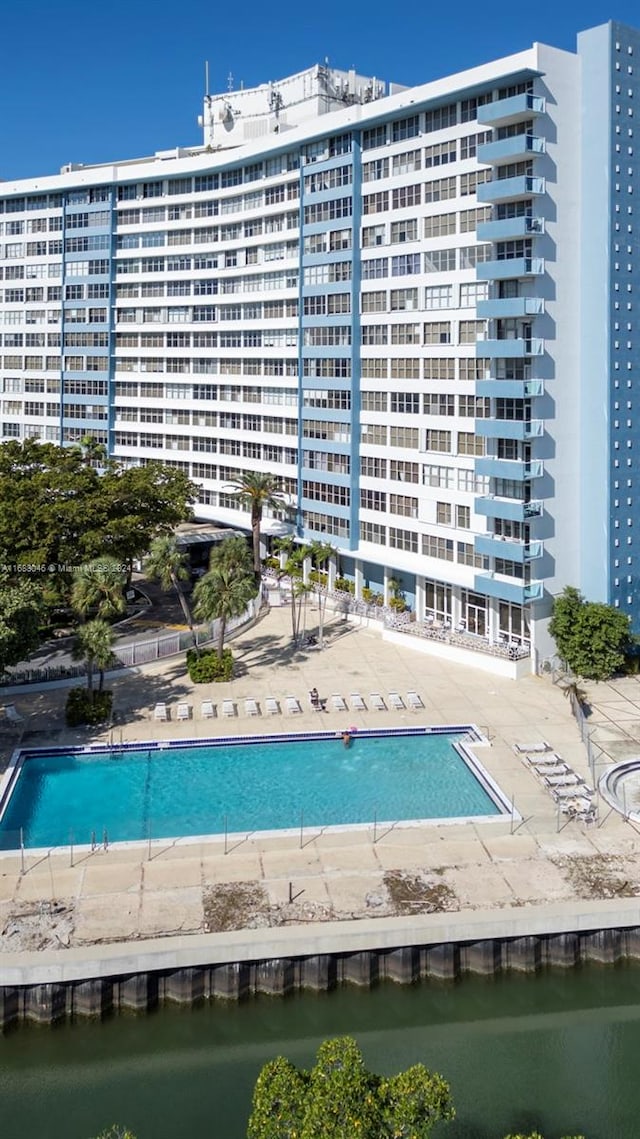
[361, 392, 491, 417]
[361, 424, 485, 455]
[361, 246, 492, 278]
[362, 283, 488, 312]
[360, 319, 486, 345]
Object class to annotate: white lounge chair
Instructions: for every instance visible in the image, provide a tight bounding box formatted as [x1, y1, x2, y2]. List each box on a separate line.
[265, 698, 280, 715]
[388, 692, 404, 711]
[350, 693, 366, 711]
[370, 693, 386, 711]
[544, 772, 582, 788]
[201, 700, 215, 719]
[525, 756, 568, 772]
[552, 784, 594, 800]
[331, 694, 348, 712]
[286, 696, 302, 715]
[222, 700, 236, 718]
[244, 698, 259, 716]
[514, 741, 552, 754]
[4, 704, 24, 725]
[153, 703, 168, 721]
[406, 691, 424, 710]
[176, 702, 190, 721]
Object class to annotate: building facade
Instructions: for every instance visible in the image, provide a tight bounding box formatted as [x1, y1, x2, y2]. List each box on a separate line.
[0, 23, 636, 670]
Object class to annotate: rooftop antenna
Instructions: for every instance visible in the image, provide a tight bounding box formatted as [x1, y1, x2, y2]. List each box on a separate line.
[204, 60, 210, 98]
[227, 71, 234, 92]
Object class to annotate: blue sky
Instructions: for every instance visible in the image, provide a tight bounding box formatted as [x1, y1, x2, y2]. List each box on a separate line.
[1, 0, 639, 180]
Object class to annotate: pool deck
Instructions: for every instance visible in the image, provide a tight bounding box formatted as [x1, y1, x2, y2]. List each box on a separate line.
[0, 606, 639, 960]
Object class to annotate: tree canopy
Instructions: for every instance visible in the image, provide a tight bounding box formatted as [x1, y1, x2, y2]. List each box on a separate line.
[0, 579, 44, 675]
[225, 471, 287, 574]
[549, 586, 631, 680]
[247, 1036, 455, 1139]
[0, 440, 196, 593]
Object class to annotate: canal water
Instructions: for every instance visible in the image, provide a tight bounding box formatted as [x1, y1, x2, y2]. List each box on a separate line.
[2, 964, 640, 1138]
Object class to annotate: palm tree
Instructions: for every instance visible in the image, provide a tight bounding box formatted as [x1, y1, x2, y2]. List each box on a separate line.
[208, 533, 254, 577]
[193, 565, 256, 659]
[144, 534, 196, 645]
[72, 619, 115, 692]
[225, 472, 287, 575]
[274, 536, 307, 640]
[308, 540, 336, 649]
[71, 557, 126, 622]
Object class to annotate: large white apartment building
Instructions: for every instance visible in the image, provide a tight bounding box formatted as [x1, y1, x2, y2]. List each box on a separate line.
[0, 21, 637, 673]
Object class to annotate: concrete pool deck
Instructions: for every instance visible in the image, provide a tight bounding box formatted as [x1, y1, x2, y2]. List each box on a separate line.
[0, 606, 639, 958]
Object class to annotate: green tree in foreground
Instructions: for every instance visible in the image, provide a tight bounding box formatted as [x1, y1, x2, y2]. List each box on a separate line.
[549, 585, 631, 681]
[226, 471, 287, 575]
[193, 537, 256, 659]
[247, 1035, 455, 1139]
[0, 579, 44, 674]
[71, 558, 127, 623]
[144, 534, 196, 645]
[72, 619, 115, 693]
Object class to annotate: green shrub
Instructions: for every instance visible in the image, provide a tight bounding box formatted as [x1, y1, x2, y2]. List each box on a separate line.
[262, 556, 280, 571]
[65, 687, 113, 727]
[361, 586, 374, 604]
[388, 596, 408, 612]
[187, 647, 234, 683]
[334, 576, 355, 595]
[309, 569, 328, 586]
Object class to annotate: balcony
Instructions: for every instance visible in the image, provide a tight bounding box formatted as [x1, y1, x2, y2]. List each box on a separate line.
[477, 296, 543, 319]
[475, 496, 543, 522]
[475, 457, 544, 480]
[477, 257, 544, 281]
[475, 418, 544, 441]
[477, 93, 546, 128]
[476, 337, 544, 359]
[478, 133, 545, 165]
[473, 573, 544, 605]
[476, 216, 544, 242]
[477, 175, 545, 204]
[474, 535, 543, 564]
[476, 378, 543, 399]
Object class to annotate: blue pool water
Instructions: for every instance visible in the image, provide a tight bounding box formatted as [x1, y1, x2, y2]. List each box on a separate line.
[0, 731, 501, 850]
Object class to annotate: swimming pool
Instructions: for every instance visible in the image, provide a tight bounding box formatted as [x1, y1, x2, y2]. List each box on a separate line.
[0, 727, 508, 850]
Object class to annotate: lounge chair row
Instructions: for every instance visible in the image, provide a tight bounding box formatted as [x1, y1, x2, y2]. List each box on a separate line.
[153, 690, 426, 721]
[0, 704, 24, 727]
[520, 751, 597, 822]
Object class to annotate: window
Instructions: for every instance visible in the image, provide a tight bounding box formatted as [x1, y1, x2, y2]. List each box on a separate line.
[362, 125, 387, 150]
[362, 423, 388, 445]
[362, 224, 385, 248]
[390, 459, 419, 483]
[460, 132, 491, 160]
[389, 526, 419, 552]
[390, 287, 417, 311]
[392, 184, 421, 209]
[391, 392, 420, 413]
[390, 219, 418, 243]
[390, 426, 419, 448]
[459, 207, 491, 233]
[361, 290, 386, 313]
[361, 488, 387, 511]
[423, 213, 456, 238]
[390, 323, 420, 344]
[360, 521, 387, 544]
[362, 257, 388, 280]
[458, 320, 486, 344]
[424, 393, 455, 415]
[392, 115, 420, 142]
[361, 391, 388, 412]
[390, 358, 420, 379]
[457, 431, 484, 455]
[424, 285, 453, 310]
[422, 535, 454, 561]
[362, 157, 389, 181]
[436, 501, 453, 525]
[424, 321, 451, 344]
[424, 176, 456, 202]
[456, 505, 471, 529]
[363, 192, 389, 215]
[459, 282, 488, 307]
[460, 170, 491, 196]
[426, 429, 452, 453]
[392, 149, 421, 175]
[390, 493, 418, 517]
[424, 358, 455, 380]
[391, 253, 420, 276]
[424, 140, 457, 167]
[361, 324, 388, 345]
[424, 248, 456, 273]
[424, 104, 457, 132]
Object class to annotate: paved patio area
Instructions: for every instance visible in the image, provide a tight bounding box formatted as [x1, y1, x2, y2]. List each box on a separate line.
[0, 606, 638, 953]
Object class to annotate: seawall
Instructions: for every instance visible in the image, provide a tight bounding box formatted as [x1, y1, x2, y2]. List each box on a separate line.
[2, 899, 640, 1027]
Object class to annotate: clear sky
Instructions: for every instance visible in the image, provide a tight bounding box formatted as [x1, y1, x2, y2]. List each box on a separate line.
[1, 0, 639, 181]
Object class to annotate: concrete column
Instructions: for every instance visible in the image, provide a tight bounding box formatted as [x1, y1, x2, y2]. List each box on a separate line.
[450, 586, 462, 628]
[383, 566, 391, 606]
[488, 597, 501, 643]
[302, 555, 311, 585]
[414, 577, 425, 622]
[354, 560, 364, 600]
[327, 556, 337, 591]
